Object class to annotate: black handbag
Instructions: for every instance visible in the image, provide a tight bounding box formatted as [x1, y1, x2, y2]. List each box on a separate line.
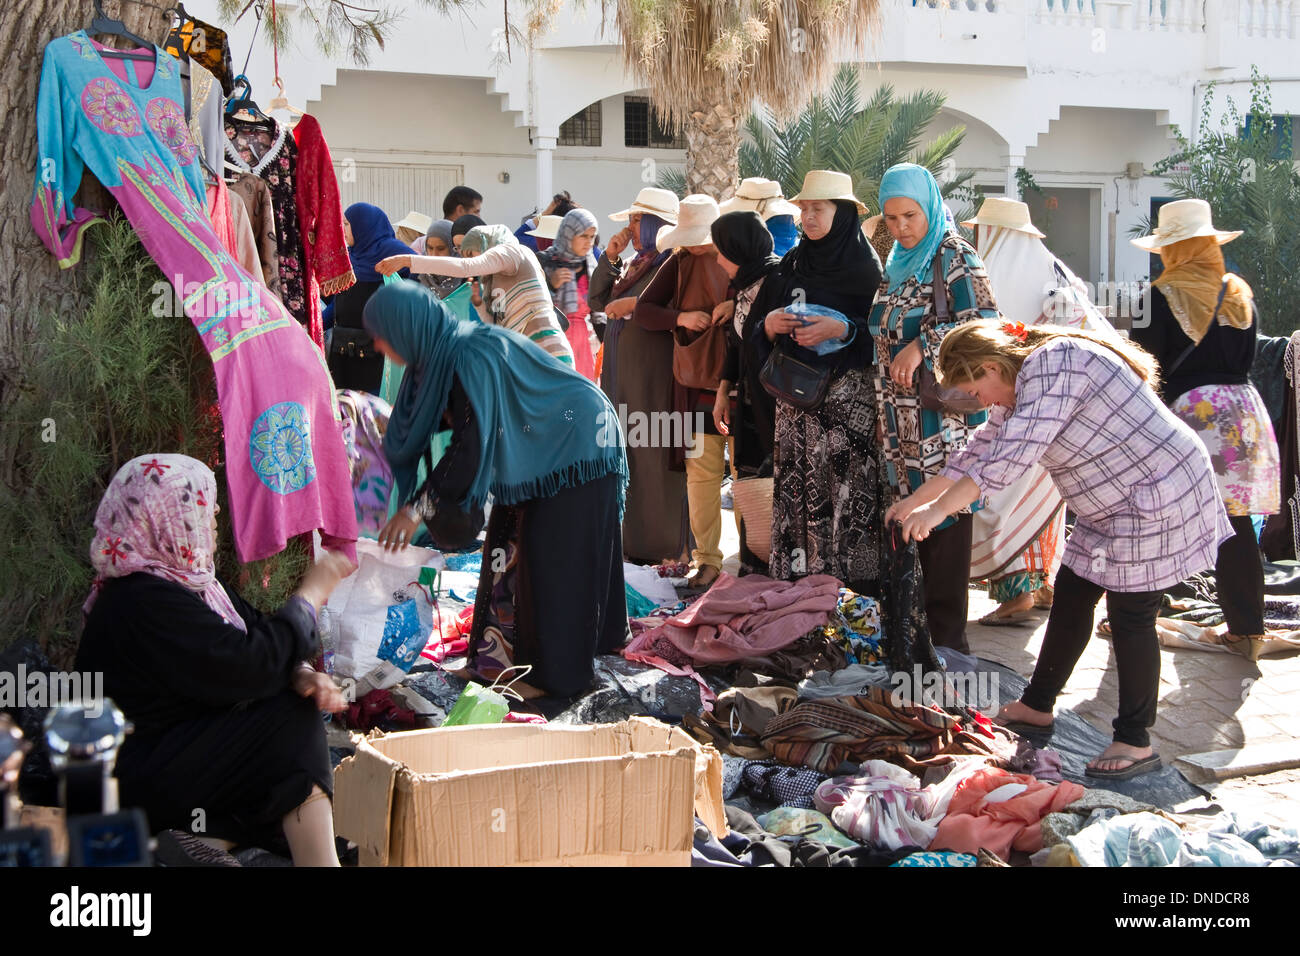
[330, 326, 374, 361]
[759, 340, 831, 411]
[915, 254, 985, 415]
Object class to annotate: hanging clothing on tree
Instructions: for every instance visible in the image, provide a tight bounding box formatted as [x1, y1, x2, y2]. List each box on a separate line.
[163, 12, 235, 95]
[227, 171, 281, 295]
[32, 30, 358, 563]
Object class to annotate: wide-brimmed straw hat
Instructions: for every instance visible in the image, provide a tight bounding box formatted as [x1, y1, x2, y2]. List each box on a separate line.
[960, 197, 1045, 238]
[609, 187, 680, 224]
[789, 170, 868, 215]
[525, 214, 564, 239]
[1130, 198, 1242, 251]
[392, 210, 433, 237]
[655, 194, 720, 251]
[719, 178, 802, 222]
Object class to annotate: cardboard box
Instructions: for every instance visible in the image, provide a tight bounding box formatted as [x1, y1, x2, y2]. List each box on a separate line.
[333, 717, 726, 866]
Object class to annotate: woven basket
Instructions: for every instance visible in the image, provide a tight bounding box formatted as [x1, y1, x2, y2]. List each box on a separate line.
[731, 476, 774, 563]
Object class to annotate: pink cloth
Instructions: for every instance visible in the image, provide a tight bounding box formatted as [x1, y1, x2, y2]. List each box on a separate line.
[83, 454, 246, 632]
[624, 572, 841, 664]
[929, 768, 1085, 858]
[564, 275, 597, 381]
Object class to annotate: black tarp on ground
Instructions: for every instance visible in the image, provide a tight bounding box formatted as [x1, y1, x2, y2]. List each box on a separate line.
[977, 658, 1204, 809]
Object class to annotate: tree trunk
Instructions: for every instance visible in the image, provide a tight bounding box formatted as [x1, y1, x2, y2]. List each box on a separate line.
[0, 1, 172, 484]
[683, 75, 741, 202]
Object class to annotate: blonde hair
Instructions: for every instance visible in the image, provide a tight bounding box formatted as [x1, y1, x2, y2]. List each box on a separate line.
[937, 320, 1161, 392]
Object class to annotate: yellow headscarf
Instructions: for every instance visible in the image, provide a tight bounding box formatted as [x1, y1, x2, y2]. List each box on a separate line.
[1154, 235, 1254, 345]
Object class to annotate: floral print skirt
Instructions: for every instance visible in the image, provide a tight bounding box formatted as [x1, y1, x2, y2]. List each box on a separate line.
[1172, 383, 1280, 516]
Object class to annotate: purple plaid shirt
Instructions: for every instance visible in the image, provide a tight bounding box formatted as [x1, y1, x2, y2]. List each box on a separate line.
[942, 338, 1232, 592]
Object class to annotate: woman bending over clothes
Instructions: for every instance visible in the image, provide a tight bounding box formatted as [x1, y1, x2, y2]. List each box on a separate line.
[887, 321, 1232, 779]
[76, 455, 355, 865]
[377, 224, 574, 367]
[366, 282, 629, 702]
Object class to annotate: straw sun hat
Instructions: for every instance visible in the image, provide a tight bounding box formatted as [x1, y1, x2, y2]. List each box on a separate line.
[525, 214, 565, 239]
[959, 197, 1046, 238]
[655, 194, 720, 251]
[789, 170, 868, 214]
[609, 186, 681, 224]
[392, 210, 433, 239]
[1130, 198, 1242, 251]
[719, 178, 801, 222]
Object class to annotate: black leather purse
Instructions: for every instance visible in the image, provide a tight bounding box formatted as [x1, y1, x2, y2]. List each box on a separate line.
[330, 326, 374, 361]
[759, 340, 831, 411]
[916, 255, 985, 415]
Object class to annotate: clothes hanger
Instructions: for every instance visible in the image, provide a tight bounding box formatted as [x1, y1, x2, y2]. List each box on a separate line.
[225, 75, 270, 122]
[267, 78, 305, 119]
[89, 0, 158, 60]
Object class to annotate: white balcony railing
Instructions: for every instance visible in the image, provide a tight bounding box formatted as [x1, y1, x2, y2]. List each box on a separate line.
[1239, 0, 1300, 37]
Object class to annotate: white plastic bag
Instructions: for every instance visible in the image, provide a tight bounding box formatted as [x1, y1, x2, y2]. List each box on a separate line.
[332, 544, 440, 689]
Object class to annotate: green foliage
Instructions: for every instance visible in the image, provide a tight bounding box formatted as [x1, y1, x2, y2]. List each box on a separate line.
[1141, 69, 1300, 336]
[0, 217, 307, 666]
[736, 65, 975, 216]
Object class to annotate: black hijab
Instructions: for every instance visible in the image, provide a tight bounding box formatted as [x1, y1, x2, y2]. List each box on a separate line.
[749, 200, 883, 374]
[451, 214, 486, 244]
[711, 211, 780, 292]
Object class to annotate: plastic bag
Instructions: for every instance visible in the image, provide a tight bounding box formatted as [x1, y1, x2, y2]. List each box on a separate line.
[333, 550, 438, 685]
[376, 600, 427, 671]
[441, 666, 533, 727]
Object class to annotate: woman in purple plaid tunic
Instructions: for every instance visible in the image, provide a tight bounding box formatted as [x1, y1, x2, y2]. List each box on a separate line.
[886, 320, 1233, 780]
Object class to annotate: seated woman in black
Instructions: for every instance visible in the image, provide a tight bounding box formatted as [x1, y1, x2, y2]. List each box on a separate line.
[76, 454, 355, 865]
[366, 281, 629, 703]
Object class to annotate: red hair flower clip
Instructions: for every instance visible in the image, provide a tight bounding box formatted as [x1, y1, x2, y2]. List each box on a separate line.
[1002, 320, 1029, 341]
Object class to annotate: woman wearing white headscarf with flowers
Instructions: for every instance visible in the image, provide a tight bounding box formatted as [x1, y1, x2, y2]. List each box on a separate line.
[539, 208, 601, 380]
[76, 454, 355, 865]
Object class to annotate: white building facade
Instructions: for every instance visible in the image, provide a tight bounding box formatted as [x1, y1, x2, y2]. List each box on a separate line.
[192, 0, 1300, 315]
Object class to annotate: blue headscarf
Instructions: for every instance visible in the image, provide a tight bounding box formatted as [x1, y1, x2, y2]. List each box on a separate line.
[346, 203, 417, 283]
[765, 214, 799, 257]
[878, 163, 952, 294]
[362, 282, 627, 514]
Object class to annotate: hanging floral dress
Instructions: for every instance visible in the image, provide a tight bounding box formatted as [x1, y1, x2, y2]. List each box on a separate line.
[32, 30, 357, 563]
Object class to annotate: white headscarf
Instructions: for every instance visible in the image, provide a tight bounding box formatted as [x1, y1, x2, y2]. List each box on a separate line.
[974, 225, 1060, 326]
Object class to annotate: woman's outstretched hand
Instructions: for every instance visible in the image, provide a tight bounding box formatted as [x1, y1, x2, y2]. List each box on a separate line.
[376, 255, 412, 276]
[378, 511, 419, 552]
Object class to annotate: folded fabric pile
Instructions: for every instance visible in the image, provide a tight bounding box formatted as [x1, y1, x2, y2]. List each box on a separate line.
[929, 768, 1086, 858]
[759, 685, 1018, 774]
[813, 760, 949, 850]
[1060, 811, 1300, 867]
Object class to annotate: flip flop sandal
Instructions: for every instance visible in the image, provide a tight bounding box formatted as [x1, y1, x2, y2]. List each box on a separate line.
[978, 609, 1035, 626]
[1085, 753, 1163, 780]
[999, 719, 1055, 737]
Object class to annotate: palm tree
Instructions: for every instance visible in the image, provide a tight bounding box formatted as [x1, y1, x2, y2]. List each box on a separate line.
[604, 1, 883, 201]
[660, 66, 976, 260]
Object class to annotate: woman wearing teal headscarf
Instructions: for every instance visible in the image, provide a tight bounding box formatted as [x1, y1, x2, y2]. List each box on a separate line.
[364, 281, 629, 700]
[869, 163, 1001, 655]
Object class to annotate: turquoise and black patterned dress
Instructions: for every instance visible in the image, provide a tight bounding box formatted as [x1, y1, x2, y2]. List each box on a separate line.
[870, 234, 999, 518]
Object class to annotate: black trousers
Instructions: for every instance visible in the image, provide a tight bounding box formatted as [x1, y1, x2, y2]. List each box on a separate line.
[1217, 514, 1265, 635]
[918, 512, 973, 654]
[1021, 565, 1163, 748]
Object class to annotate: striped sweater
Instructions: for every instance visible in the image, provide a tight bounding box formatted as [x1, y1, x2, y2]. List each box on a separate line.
[408, 246, 574, 366]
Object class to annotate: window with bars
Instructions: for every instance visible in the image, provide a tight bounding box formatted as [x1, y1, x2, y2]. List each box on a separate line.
[558, 103, 602, 147]
[624, 96, 687, 149]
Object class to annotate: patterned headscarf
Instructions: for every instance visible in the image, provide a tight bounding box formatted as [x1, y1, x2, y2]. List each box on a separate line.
[878, 163, 953, 294]
[458, 224, 520, 309]
[83, 454, 246, 632]
[539, 208, 599, 313]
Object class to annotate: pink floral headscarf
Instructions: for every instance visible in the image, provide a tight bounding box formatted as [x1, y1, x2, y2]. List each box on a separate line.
[83, 454, 246, 632]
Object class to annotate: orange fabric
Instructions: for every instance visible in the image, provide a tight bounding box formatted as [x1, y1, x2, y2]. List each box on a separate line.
[205, 179, 239, 260]
[929, 769, 1085, 858]
[1154, 235, 1253, 344]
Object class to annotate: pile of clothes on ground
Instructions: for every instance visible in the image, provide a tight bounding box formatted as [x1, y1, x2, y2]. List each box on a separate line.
[321, 538, 1299, 868]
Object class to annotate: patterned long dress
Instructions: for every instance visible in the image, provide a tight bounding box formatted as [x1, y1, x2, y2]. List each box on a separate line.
[769, 366, 881, 591]
[870, 234, 999, 509]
